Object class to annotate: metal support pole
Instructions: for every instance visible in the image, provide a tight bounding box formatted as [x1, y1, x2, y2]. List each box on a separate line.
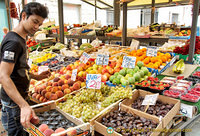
[151, 0, 155, 24]
[95, 0, 97, 20]
[114, 0, 120, 26]
[140, 9, 143, 27]
[5, 0, 11, 30]
[188, 0, 200, 63]
[58, 0, 64, 44]
[122, 2, 127, 46]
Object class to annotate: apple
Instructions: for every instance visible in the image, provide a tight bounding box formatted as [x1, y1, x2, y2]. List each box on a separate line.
[101, 74, 108, 82]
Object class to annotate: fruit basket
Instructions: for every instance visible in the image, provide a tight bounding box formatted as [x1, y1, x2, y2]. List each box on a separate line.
[121, 89, 180, 128]
[24, 101, 91, 136]
[94, 103, 162, 136]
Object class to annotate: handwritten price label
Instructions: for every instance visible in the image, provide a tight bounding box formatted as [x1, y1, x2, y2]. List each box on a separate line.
[80, 52, 90, 64]
[180, 103, 193, 118]
[38, 66, 49, 75]
[142, 93, 159, 105]
[71, 69, 78, 81]
[122, 56, 136, 68]
[86, 74, 101, 89]
[96, 54, 109, 65]
[146, 46, 157, 57]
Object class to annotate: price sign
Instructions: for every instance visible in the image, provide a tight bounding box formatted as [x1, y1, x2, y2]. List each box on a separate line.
[71, 69, 78, 81]
[86, 74, 101, 89]
[180, 103, 193, 118]
[122, 56, 136, 68]
[103, 55, 109, 65]
[28, 59, 32, 68]
[146, 46, 157, 57]
[96, 54, 109, 65]
[38, 66, 49, 75]
[96, 54, 104, 65]
[80, 52, 90, 64]
[142, 93, 159, 105]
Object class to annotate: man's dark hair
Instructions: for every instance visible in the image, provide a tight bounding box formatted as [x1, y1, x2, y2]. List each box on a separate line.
[19, 2, 49, 21]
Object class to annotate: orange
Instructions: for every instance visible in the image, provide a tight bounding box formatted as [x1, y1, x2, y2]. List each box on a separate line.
[141, 48, 147, 52]
[155, 62, 161, 67]
[161, 56, 167, 63]
[151, 57, 157, 63]
[162, 63, 166, 66]
[136, 51, 143, 56]
[165, 53, 171, 59]
[143, 58, 150, 64]
[153, 64, 159, 69]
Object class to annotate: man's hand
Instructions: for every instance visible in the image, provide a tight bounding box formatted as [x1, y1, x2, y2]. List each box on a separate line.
[35, 70, 51, 81]
[20, 105, 39, 128]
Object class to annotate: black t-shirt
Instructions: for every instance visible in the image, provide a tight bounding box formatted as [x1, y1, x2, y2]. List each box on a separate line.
[0, 31, 30, 102]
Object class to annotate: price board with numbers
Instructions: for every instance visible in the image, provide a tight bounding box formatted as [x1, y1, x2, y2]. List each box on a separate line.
[146, 46, 157, 57]
[86, 74, 101, 89]
[142, 93, 159, 105]
[79, 52, 90, 64]
[122, 56, 136, 68]
[96, 54, 109, 65]
[71, 69, 78, 81]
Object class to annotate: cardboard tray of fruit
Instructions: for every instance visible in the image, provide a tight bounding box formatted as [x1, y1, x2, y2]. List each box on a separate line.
[94, 102, 162, 136]
[121, 89, 180, 128]
[24, 101, 91, 136]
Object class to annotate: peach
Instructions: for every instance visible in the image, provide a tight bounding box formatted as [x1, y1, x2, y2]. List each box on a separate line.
[36, 94, 41, 100]
[51, 87, 58, 93]
[53, 77, 60, 82]
[41, 90, 47, 96]
[56, 91, 64, 98]
[66, 127, 77, 136]
[72, 82, 80, 90]
[81, 82, 86, 88]
[66, 65, 72, 70]
[46, 82, 52, 86]
[77, 77, 84, 82]
[43, 128, 54, 136]
[64, 88, 71, 94]
[58, 80, 64, 86]
[58, 86, 62, 91]
[52, 82, 58, 86]
[62, 84, 69, 91]
[45, 92, 52, 100]
[35, 86, 40, 93]
[39, 96, 45, 102]
[67, 79, 75, 86]
[69, 86, 74, 92]
[65, 75, 71, 80]
[55, 127, 65, 136]
[50, 93, 58, 100]
[46, 86, 52, 92]
[38, 124, 48, 133]
[32, 93, 38, 99]
[42, 98, 47, 102]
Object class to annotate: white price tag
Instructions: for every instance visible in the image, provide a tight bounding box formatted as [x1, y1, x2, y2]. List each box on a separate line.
[38, 66, 49, 75]
[86, 74, 101, 89]
[142, 93, 159, 105]
[96, 54, 104, 65]
[71, 69, 78, 81]
[146, 46, 157, 57]
[96, 54, 109, 65]
[79, 52, 90, 64]
[122, 56, 136, 68]
[103, 55, 109, 65]
[28, 59, 32, 68]
[180, 103, 193, 118]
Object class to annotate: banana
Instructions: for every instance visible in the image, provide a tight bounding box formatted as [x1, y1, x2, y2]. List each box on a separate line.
[173, 59, 185, 74]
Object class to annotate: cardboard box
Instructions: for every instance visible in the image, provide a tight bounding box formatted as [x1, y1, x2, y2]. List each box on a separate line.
[94, 103, 163, 136]
[25, 101, 90, 136]
[121, 89, 180, 128]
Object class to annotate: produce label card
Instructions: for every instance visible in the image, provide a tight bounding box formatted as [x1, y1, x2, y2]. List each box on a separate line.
[103, 55, 109, 65]
[146, 46, 157, 57]
[180, 103, 193, 118]
[122, 56, 136, 68]
[71, 69, 78, 81]
[38, 66, 49, 75]
[142, 93, 159, 105]
[96, 54, 104, 65]
[80, 52, 90, 64]
[86, 74, 101, 89]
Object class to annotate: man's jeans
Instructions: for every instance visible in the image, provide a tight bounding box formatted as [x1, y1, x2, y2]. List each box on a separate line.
[1, 100, 28, 136]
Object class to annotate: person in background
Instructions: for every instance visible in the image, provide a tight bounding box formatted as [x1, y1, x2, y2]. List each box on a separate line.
[0, 2, 49, 136]
[2, 27, 9, 38]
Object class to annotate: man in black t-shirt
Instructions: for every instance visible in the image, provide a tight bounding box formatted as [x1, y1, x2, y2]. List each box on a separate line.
[0, 2, 49, 136]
